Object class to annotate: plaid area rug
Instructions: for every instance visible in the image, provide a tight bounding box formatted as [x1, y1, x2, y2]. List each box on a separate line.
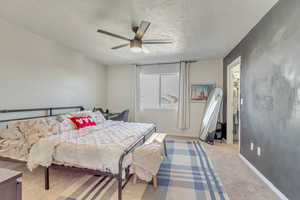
[56, 140, 229, 200]
[142, 140, 229, 200]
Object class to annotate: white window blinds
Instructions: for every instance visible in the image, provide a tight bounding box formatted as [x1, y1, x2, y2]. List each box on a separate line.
[137, 64, 179, 110]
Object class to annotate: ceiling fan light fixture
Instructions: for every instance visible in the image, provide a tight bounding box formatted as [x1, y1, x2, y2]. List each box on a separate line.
[97, 20, 172, 53]
[130, 39, 142, 53]
[130, 46, 142, 53]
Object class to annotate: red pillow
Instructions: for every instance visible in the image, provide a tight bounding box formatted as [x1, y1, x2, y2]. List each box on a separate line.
[69, 116, 96, 130]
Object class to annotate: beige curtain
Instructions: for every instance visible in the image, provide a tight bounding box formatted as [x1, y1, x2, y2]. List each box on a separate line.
[177, 61, 190, 129]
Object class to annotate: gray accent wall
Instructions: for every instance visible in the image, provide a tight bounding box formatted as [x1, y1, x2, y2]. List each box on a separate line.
[223, 1, 300, 199]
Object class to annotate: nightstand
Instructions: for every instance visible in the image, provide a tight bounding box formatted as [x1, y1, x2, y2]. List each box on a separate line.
[0, 168, 22, 200]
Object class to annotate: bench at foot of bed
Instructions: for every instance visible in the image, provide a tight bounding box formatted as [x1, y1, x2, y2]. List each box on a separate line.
[132, 133, 167, 189]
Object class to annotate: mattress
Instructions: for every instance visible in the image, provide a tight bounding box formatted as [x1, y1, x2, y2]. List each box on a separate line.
[27, 120, 155, 174]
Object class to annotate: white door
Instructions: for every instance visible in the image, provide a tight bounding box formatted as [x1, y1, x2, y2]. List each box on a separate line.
[227, 57, 241, 145]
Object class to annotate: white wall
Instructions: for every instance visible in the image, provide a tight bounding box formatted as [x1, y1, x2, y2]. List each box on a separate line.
[0, 18, 107, 112]
[184, 60, 223, 137]
[107, 60, 223, 137]
[106, 65, 136, 121]
[0, 15, 223, 138]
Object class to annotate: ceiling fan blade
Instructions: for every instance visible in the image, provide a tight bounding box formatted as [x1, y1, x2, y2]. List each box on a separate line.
[97, 29, 130, 41]
[143, 41, 173, 44]
[143, 39, 173, 43]
[111, 43, 130, 50]
[136, 21, 151, 39]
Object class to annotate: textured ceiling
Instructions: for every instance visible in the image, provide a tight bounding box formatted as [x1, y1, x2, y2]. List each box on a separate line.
[0, 0, 278, 65]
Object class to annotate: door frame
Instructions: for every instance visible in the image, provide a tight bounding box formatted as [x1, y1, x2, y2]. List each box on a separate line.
[226, 57, 241, 149]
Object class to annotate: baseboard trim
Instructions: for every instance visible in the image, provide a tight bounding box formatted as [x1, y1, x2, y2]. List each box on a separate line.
[239, 154, 289, 200]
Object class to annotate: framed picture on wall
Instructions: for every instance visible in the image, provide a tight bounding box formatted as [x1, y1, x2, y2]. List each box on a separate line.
[191, 83, 215, 102]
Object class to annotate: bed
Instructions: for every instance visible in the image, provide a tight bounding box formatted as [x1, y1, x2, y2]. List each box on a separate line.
[0, 106, 156, 200]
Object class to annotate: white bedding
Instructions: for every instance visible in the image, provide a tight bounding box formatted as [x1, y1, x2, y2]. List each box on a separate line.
[0, 138, 29, 161]
[27, 120, 155, 174]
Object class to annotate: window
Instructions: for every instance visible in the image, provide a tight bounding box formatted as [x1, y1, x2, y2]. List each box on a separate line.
[140, 74, 160, 109]
[139, 73, 179, 110]
[161, 74, 179, 108]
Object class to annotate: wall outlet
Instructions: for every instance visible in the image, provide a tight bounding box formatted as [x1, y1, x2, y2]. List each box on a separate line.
[250, 142, 254, 151]
[257, 147, 261, 156]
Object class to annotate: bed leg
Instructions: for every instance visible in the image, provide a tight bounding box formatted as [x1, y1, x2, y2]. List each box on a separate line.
[163, 139, 168, 157]
[45, 167, 49, 190]
[118, 173, 122, 200]
[125, 166, 130, 180]
[118, 154, 123, 200]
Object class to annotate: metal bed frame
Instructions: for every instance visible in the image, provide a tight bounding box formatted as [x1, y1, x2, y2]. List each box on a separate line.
[0, 106, 156, 200]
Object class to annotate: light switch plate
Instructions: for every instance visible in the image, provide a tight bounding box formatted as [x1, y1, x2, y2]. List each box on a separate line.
[241, 98, 244, 105]
[257, 147, 261, 156]
[250, 142, 254, 151]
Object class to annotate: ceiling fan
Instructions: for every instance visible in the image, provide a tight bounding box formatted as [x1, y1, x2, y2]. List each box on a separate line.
[97, 21, 173, 53]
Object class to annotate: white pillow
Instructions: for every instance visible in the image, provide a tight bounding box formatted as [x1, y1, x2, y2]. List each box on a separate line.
[0, 128, 23, 140]
[68, 110, 93, 117]
[89, 111, 106, 124]
[68, 110, 105, 124]
[55, 110, 106, 132]
[56, 114, 75, 132]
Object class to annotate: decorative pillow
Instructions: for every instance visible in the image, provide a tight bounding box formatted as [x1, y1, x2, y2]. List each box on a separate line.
[68, 110, 105, 124]
[69, 116, 96, 129]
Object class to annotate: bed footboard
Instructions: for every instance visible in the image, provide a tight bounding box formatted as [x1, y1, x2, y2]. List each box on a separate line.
[117, 126, 156, 200]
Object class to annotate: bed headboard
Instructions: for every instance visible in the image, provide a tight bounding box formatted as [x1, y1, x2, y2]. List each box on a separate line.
[0, 106, 84, 123]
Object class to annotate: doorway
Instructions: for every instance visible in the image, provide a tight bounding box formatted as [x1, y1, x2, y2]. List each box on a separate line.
[227, 57, 241, 147]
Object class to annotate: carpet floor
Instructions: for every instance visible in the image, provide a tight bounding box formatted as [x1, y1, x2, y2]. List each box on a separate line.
[203, 142, 280, 200]
[0, 139, 228, 200]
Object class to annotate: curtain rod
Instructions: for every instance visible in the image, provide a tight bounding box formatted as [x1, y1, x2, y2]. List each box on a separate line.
[135, 60, 197, 67]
